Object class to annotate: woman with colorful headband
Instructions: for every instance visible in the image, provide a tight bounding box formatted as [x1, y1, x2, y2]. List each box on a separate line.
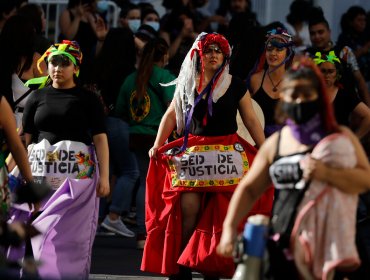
[8, 40, 109, 279]
[217, 57, 370, 279]
[141, 33, 273, 279]
[248, 27, 295, 137]
[313, 51, 370, 139]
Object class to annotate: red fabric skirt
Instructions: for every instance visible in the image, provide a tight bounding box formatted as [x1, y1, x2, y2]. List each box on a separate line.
[141, 134, 273, 277]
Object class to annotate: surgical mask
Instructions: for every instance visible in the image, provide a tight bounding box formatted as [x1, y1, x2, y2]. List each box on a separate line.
[97, 0, 109, 13]
[210, 22, 219, 32]
[281, 99, 320, 124]
[145, 21, 160, 32]
[128, 19, 141, 33]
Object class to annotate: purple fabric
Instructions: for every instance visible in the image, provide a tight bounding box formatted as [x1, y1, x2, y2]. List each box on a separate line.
[285, 114, 327, 145]
[7, 173, 99, 280]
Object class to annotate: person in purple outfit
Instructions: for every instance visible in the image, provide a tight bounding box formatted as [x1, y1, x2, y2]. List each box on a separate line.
[8, 40, 109, 280]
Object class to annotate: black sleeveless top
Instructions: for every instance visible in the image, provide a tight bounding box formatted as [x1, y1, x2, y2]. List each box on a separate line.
[252, 70, 280, 128]
[190, 76, 246, 136]
[269, 130, 312, 193]
[268, 131, 312, 244]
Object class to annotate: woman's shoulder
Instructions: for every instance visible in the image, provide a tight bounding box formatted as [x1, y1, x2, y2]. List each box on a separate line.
[337, 126, 356, 140]
[28, 86, 48, 101]
[121, 71, 137, 88]
[258, 130, 281, 164]
[78, 86, 101, 99]
[249, 71, 263, 93]
[251, 71, 263, 80]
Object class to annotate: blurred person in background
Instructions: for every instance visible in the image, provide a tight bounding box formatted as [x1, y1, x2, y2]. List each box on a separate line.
[18, 3, 50, 55]
[0, 15, 47, 136]
[59, 0, 103, 83]
[249, 27, 295, 137]
[284, 0, 313, 53]
[119, 3, 141, 32]
[306, 14, 370, 107]
[92, 27, 139, 238]
[0, 0, 17, 32]
[115, 38, 175, 249]
[337, 6, 370, 97]
[141, 7, 160, 33]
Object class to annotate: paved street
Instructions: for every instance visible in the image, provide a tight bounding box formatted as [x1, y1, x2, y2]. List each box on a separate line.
[89, 229, 207, 280]
[90, 232, 156, 280]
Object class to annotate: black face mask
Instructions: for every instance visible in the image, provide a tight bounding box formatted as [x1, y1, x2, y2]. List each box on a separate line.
[281, 99, 320, 124]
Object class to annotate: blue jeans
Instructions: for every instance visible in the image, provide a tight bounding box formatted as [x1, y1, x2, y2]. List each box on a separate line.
[100, 117, 139, 217]
[132, 147, 150, 235]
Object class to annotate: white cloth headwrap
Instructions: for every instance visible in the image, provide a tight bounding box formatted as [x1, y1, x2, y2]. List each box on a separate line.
[161, 32, 232, 134]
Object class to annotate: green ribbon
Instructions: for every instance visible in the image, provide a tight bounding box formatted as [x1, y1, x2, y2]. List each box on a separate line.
[48, 50, 77, 66]
[313, 51, 341, 65]
[24, 76, 51, 89]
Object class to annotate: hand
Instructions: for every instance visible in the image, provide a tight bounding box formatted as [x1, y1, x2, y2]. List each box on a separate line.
[301, 156, 328, 182]
[148, 146, 159, 159]
[96, 177, 110, 197]
[95, 16, 108, 41]
[181, 18, 194, 38]
[74, 3, 90, 18]
[216, 225, 237, 257]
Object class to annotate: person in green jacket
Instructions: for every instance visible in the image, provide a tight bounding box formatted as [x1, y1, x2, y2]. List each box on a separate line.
[115, 37, 175, 249]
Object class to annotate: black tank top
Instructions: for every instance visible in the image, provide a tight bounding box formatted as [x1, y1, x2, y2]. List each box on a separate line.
[269, 130, 312, 189]
[268, 131, 312, 248]
[252, 70, 279, 127]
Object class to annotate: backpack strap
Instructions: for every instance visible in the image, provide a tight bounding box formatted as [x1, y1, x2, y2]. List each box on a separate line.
[14, 88, 33, 108]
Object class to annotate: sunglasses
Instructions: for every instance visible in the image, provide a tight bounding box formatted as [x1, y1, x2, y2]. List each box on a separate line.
[49, 55, 73, 67]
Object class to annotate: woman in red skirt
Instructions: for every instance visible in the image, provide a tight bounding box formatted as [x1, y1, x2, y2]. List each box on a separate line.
[141, 32, 274, 280]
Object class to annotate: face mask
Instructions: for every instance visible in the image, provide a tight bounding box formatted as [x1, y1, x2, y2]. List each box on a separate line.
[210, 22, 219, 32]
[281, 99, 320, 124]
[128, 19, 141, 33]
[285, 114, 326, 145]
[97, 0, 109, 13]
[145, 21, 160, 32]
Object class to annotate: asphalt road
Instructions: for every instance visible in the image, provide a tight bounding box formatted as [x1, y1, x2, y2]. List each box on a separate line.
[90, 231, 155, 279]
[89, 230, 204, 280]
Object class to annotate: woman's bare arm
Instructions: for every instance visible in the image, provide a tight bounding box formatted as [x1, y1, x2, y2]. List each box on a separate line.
[0, 97, 32, 182]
